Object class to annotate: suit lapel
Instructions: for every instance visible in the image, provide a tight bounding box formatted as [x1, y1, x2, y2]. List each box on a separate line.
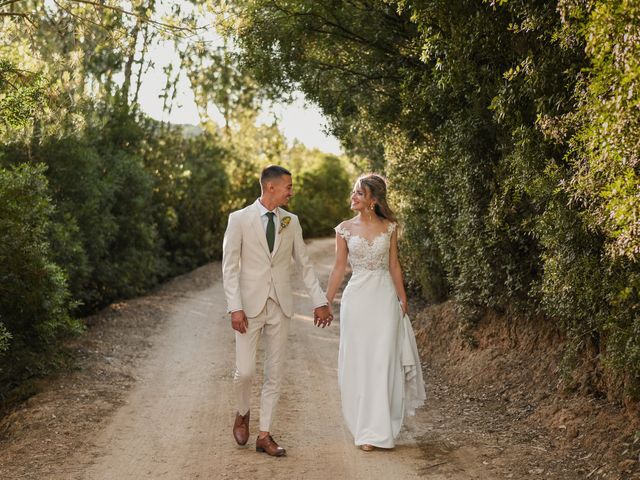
[250, 201, 271, 257]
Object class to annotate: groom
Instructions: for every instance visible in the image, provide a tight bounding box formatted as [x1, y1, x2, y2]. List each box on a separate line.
[222, 165, 333, 457]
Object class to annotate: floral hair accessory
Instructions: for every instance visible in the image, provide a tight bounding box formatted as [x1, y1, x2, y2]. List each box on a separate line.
[279, 216, 291, 234]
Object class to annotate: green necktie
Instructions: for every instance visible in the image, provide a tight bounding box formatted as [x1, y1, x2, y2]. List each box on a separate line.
[266, 212, 276, 253]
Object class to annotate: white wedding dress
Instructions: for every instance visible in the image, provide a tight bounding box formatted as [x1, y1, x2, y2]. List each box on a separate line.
[335, 222, 426, 448]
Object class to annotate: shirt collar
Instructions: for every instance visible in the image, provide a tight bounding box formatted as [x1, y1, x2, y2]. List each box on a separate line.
[257, 199, 278, 218]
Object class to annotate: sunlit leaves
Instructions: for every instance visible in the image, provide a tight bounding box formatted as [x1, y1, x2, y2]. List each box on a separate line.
[0, 60, 45, 134]
[567, 0, 640, 264]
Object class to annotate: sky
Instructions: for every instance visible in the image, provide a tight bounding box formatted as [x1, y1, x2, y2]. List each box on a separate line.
[137, 76, 342, 155]
[135, 30, 342, 155]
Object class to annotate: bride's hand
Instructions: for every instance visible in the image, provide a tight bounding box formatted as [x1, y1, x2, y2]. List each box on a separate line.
[400, 300, 408, 316]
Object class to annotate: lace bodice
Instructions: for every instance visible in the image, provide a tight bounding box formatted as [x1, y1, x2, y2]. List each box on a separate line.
[335, 222, 396, 274]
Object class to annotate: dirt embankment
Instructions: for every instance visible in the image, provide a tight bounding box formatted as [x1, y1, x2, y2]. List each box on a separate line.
[414, 303, 640, 479]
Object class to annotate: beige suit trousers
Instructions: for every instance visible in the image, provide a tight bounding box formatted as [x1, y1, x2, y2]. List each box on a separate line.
[234, 297, 289, 432]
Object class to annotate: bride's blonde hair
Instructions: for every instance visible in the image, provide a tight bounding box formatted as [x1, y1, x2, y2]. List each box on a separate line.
[356, 173, 397, 223]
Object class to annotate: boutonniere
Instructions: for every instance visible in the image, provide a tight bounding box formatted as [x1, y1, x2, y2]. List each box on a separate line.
[278, 216, 291, 234]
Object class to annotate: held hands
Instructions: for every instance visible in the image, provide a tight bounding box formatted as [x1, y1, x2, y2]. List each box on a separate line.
[231, 310, 249, 334]
[313, 305, 333, 328]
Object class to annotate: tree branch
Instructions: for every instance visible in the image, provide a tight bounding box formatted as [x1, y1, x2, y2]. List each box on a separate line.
[267, 1, 422, 67]
[52, 0, 106, 31]
[1, 0, 196, 35]
[0, 0, 23, 8]
[65, 0, 197, 34]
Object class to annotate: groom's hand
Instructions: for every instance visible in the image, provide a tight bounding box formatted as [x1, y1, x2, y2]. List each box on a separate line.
[313, 305, 333, 328]
[231, 310, 249, 334]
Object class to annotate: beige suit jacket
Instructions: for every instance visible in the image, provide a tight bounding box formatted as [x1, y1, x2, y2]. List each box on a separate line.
[222, 199, 326, 318]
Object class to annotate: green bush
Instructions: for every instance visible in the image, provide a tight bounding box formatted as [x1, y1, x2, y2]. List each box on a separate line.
[386, 138, 449, 303]
[145, 128, 231, 274]
[2, 131, 165, 311]
[90, 146, 164, 303]
[535, 0, 640, 391]
[4, 137, 111, 309]
[0, 163, 81, 397]
[289, 154, 352, 237]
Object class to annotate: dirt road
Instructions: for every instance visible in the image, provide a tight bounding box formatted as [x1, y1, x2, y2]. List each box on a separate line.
[4, 238, 588, 480]
[58, 238, 453, 480]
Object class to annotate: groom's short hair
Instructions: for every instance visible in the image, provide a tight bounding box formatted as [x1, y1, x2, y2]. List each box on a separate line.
[260, 165, 291, 186]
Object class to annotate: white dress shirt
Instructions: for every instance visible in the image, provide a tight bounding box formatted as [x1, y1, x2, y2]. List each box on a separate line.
[257, 199, 280, 245]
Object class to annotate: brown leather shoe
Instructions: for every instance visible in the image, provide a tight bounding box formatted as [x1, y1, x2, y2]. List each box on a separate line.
[233, 411, 250, 446]
[255, 435, 286, 457]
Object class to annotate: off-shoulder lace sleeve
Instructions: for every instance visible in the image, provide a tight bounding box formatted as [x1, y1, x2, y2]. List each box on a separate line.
[387, 222, 397, 235]
[335, 224, 351, 239]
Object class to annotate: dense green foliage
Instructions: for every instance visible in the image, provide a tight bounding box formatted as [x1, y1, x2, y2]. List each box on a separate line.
[288, 150, 353, 237]
[3, 122, 164, 312]
[223, 0, 640, 398]
[145, 128, 231, 273]
[0, 164, 82, 391]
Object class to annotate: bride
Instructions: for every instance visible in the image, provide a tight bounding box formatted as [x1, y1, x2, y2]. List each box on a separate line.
[326, 173, 426, 451]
